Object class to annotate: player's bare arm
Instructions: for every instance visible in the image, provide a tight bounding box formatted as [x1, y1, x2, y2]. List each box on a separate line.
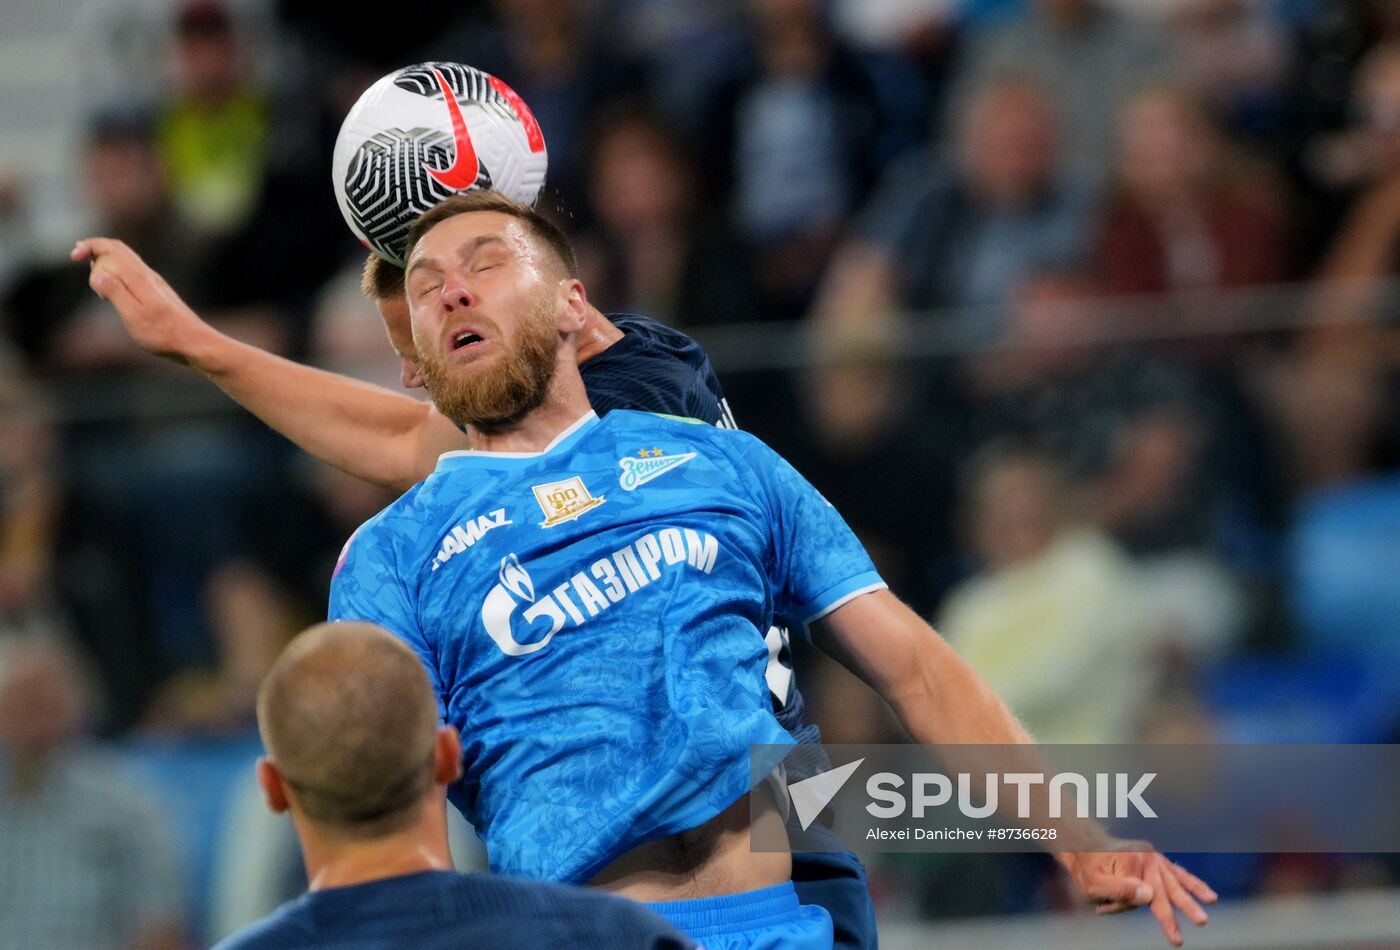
[71, 237, 467, 490]
[811, 589, 1216, 947]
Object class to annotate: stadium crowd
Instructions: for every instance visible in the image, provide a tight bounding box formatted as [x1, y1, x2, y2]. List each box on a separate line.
[1, 0, 1398, 945]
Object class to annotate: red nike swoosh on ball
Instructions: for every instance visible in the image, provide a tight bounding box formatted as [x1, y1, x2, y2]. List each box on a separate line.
[423, 67, 480, 190]
[488, 75, 545, 154]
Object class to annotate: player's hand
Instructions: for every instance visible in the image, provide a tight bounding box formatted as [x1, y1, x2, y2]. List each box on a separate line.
[70, 237, 212, 365]
[1060, 844, 1216, 947]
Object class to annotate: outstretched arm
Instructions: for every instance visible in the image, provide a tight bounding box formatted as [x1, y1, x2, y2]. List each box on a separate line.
[72, 238, 468, 491]
[811, 589, 1216, 946]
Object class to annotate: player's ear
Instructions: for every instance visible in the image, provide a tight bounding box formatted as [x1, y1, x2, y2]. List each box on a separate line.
[556, 278, 588, 333]
[257, 757, 291, 814]
[434, 725, 463, 784]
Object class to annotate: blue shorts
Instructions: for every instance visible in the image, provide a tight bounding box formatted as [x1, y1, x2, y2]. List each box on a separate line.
[648, 882, 833, 950]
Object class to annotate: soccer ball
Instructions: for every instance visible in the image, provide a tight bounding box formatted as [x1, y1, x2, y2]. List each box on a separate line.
[332, 62, 549, 266]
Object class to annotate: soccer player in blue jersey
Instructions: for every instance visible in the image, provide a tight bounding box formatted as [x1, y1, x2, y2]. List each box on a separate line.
[323, 191, 1215, 948]
[215, 620, 693, 950]
[76, 233, 875, 946]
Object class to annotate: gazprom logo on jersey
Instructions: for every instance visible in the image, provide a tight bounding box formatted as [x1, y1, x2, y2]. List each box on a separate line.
[481, 530, 721, 657]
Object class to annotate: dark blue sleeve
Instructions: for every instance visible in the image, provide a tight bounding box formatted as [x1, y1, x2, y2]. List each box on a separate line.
[582, 365, 723, 425]
[580, 314, 728, 425]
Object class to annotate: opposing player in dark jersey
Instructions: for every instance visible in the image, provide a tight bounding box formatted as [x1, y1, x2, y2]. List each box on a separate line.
[215, 621, 692, 950]
[73, 237, 876, 947]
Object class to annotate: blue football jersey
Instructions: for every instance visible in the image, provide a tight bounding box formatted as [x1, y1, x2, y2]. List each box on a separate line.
[329, 410, 884, 883]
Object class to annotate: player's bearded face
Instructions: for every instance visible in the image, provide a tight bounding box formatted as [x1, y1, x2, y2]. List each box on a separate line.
[418, 291, 559, 434]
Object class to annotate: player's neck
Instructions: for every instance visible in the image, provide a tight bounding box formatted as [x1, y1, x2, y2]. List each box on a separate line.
[575, 306, 624, 364]
[297, 808, 454, 892]
[469, 365, 594, 455]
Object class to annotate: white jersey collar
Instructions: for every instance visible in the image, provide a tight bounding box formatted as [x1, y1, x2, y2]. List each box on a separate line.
[435, 411, 599, 468]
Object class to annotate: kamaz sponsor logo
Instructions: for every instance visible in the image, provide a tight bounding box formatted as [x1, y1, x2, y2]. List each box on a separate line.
[431, 508, 511, 571]
[481, 529, 720, 656]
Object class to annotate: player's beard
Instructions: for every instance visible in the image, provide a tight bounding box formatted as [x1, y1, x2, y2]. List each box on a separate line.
[419, 296, 560, 435]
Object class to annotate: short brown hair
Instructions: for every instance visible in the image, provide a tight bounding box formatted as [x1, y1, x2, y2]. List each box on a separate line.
[257, 622, 439, 839]
[360, 253, 405, 301]
[403, 191, 578, 279]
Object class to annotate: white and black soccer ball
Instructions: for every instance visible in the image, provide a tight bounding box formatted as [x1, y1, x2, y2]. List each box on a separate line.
[332, 62, 549, 265]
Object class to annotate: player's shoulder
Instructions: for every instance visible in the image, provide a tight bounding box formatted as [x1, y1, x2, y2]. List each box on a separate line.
[604, 311, 697, 345]
[601, 409, 772, 461]
[457, 875, 693, 946]
[600, 407, 743, 439]
[210, 896, 316, 950]
[332, 479, 440, 575]
[597, 313, 707, 371]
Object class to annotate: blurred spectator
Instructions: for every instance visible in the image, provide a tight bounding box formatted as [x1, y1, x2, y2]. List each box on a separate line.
[3, 111, 208, 370]
[431, 0, 645, 207]
[1255, 46, 1400, 495]
[306, 264, 406, 390]
[273, 0, 463, 75]
[575, 106, 758, 326]
[831, 0, 954, 51]
[140, 560, 305, 736]
[816, 78, 1093, 339]
[700, 0, 929, 320]
[1165, 0, 1291, 148]
[150, 0, 347, 326]
[951, 0, 1169, 179]
[988, 336, 1205, 559]
[965, 277, 1249, 655]
[592, 1, 749, 140]
[1095, 86, 1292, 300]
[1, 109, 297, 726]
[1254, 308, 1395, 495]
[937, 442, 1161, 743]
[157, 0, 270, 237]
[1284, 2, 1400, 261]
[1303, 42, 1400, 195]
[0, 167, 26, 291]
[0, 380, 67, 647]
[0, 637, 186, 950]
[136, 273, 403, 736]
[1311, 46, 1400, 283]
[0, 378, 163, 733]
[766, 322, 957, 615]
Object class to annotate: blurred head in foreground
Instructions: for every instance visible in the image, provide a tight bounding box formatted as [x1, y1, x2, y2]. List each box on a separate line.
[255, 622, 459, 850]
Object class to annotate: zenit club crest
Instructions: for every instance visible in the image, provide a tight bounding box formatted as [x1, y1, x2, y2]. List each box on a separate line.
[618, 449, 697, 491]
[531, 476, 606, 528]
